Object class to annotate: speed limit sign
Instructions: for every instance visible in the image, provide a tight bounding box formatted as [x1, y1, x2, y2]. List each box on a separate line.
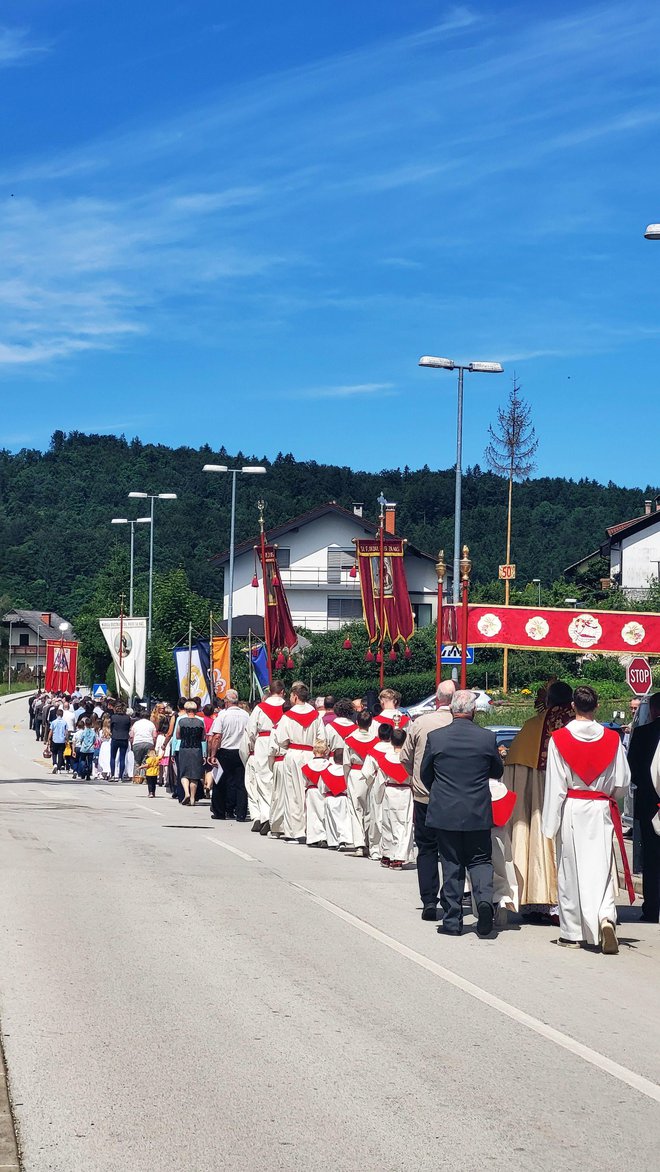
[498, 564, 516, 580]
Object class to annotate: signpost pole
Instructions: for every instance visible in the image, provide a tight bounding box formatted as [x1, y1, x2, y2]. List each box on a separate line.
[460, 545, 472, 690]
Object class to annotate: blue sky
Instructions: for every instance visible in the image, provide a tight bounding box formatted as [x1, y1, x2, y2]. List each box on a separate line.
[2, 1, 660, 484]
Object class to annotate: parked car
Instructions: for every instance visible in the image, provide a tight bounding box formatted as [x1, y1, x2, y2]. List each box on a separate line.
[405, 689, 493, 719]
[487, 725, 521, 753]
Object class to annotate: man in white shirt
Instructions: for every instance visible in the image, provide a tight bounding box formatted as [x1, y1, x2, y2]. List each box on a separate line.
[130, 712, 156, 767]
[62, 701, 76, 735]
[209, 690, 250, 821]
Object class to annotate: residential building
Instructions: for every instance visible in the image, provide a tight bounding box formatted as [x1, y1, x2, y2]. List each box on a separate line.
[211, 502, 444, 634]
[566, 496, 660, 600]
[1, 610, 75, 683]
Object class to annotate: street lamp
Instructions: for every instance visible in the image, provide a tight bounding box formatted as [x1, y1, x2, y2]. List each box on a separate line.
[532, 577, 541, 607]
[128, 492, 177, 639]
[419, 355, 503, 603]
[564, 597, 577, 607]
[644, 224, 660, 239]
[111, 517, 152, 617]
[203, 465, 267, 651]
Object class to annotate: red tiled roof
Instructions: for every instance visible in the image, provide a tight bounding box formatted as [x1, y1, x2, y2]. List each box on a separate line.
[606, 514, 650, 537]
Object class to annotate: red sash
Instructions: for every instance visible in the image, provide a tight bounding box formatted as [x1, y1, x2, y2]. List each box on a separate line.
[322, 767, 347, 796]
[258, 700, 285, 727]
[552, 726, 620, 785]
[379, 758, 410, 785]
[492, 790, 517, 827]
[566, 789, 635, 904]
[286, 707, 319, 730]
[328, 720, 357, 741]
[374, 712, 410, 729]
[302, 762, 326, 788]
[345, 733, 378, 761]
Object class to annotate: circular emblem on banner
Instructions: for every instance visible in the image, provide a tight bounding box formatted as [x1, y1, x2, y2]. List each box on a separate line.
[113, 632, 133, 656]
[477, 613, 502, 638]
[213, 667, 227, 697]
[182, 664, 206, 699]
[568, 613, 602, 649]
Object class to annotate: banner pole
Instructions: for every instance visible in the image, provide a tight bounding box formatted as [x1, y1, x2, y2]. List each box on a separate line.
[257, 500, 272, 685]
[378, 495, 385, 689]
[459, 546, 472, 690]
[187, 622, 193, 699]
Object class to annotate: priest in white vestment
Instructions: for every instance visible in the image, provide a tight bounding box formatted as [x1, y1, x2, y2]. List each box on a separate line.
[244, 682, 286, 834]
[543, 685, 632, 953]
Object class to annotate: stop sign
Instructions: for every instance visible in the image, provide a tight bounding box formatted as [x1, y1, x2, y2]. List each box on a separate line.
[626, 656, 653, 696]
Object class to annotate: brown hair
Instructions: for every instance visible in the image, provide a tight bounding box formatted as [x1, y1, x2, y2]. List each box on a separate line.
[573, 685, 598, 715]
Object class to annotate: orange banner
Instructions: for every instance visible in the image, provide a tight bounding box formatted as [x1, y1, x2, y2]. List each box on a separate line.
[211, 636, 230, 698]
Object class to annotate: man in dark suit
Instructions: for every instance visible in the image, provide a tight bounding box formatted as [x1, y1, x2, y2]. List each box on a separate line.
[627, 693, 660, 921]
[421, 690, 503, 938]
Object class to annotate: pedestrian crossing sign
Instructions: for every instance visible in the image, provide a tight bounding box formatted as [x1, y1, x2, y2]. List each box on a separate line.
[441, 643, 475, 665]
[92, 683, 108, 699]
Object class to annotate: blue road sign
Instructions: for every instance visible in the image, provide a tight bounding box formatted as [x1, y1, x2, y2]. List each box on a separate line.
[441, 643, 475, 665]
[92, 683, 108, 700]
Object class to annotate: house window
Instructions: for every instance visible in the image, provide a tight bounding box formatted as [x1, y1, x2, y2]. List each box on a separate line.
[19, 633, 30, 646]
[413, 603, 433, 629]
[276, 547, 290, 569]
[327, 548, 355, 584]
[327, 597, 363, 620]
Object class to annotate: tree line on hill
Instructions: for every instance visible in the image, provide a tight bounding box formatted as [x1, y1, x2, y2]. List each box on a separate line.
[0, 430, 657, 696]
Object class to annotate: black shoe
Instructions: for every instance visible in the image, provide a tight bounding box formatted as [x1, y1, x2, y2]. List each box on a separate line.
[235, 816, 247, 823]
[439, 924, 462, 936]
[210, 814, 226, 820]
[476, 902, 495, 938]
[421, 906, 438, 921]
[251, 821, 262, 833]
[638, 911, 659, 922]
[259, 821, 270, 836]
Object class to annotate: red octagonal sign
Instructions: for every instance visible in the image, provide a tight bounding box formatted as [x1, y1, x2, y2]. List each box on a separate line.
[627, 656, 653, 696]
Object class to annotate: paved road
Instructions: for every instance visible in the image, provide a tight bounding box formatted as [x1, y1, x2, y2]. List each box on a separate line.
[1, 696, 660, 1172]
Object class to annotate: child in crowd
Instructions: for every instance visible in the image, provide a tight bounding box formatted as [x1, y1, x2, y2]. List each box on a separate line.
[321, 748, 353, 850]
[302, 740, 328, 847]
[378, 727, 414, 870]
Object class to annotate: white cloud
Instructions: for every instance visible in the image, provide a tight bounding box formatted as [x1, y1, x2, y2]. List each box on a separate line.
[0, 27, 47, 66]
[289, 383, 396, 400]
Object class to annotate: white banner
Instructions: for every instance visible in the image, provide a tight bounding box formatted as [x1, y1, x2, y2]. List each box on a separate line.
[173, 646, 211, 707]
[99, 618, 147, 699]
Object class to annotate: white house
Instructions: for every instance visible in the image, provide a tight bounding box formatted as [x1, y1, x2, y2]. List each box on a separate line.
[211, 502, 443, 634]
[1, 609, 75, 682]
[566, 497, 660, 600]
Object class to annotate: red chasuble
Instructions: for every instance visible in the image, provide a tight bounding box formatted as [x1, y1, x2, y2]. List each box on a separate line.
[379, 757, 410, 785]
[344, 733, 378, 760]
[552, 726, 620, 786]
[322, 766, 348, 796]
[258, 700, 285, 726]
[286, 707, 319, 730]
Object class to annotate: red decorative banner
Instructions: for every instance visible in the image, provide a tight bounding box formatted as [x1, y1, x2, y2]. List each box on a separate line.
[464, 604, 660, 655]
[259, 544, 297, 652]
[45, 640, 79, 692]
[356, 537, 414, 645]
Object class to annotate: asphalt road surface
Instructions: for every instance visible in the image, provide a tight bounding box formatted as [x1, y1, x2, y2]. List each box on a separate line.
[1, 695, 660, 1172]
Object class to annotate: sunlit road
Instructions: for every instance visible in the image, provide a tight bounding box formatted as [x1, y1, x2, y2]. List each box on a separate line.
[1, 694, 660, 1171]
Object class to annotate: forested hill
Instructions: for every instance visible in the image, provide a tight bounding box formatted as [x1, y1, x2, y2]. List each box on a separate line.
[0, 431, 653, 615]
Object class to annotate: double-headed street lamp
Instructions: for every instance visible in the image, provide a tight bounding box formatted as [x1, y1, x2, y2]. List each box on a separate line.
[419, 356, 504, 605]
[111, 516, 152, 617]
[128, 492, 177, 639]
[203, 465, 267, 647]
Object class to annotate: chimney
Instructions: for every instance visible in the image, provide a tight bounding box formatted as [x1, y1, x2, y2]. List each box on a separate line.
[655, 495, 660, 513]
[41, 613, 51, 625]
[385, 503, 397, 535]
[352, 502, 363, 518]
[645, 500, 652, 515]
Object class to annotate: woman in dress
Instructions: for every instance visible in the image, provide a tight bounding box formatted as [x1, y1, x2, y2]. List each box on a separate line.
[177, 701, 207, 806]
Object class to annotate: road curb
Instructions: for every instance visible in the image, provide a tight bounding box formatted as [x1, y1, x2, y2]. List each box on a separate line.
[0, 1036, 20, 1170]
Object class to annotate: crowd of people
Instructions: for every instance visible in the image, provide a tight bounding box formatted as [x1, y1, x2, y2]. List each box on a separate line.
[29, 673, 655, 953]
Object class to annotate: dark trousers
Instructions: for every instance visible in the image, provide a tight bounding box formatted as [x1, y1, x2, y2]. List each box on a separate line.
[51, 741, 65, 771]
[414, 800, 440, 908]
[211, 749, 247, 819]
[110, 739, 128, 779]
[436, 828, 493, 932]
[640, 816, 660, 920]
[79, 752, 93, 780]
[34, 716, 42, 740]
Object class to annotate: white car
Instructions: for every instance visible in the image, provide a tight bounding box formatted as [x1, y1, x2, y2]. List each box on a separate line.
[405, 689, 492, 719]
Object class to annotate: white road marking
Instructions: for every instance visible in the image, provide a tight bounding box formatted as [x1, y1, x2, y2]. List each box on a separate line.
[205, 835, 255, 862]
[290, 882, 660, 1106]
[134, 804, 165, 817]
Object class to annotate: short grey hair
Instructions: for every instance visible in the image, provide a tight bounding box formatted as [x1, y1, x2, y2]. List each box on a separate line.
[450, 690, 476, 716]
[225, 689, 239, 704]
[436, 680, 456, 706]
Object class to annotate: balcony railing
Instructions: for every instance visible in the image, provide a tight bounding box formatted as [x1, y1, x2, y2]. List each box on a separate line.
[278, 567, 361, 589]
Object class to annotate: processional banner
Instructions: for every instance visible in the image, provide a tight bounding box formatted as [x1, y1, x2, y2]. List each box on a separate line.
[45, 640, 78, 693]
[211, 636, 230, 698]
[173, 642, 211, 706]
[356, 537, 414, 644]
[465, 604, 660, 655]
[258, 545, 297, 651]
[99, 618, 147, 698]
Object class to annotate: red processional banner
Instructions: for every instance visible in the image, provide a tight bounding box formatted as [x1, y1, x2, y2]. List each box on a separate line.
[465, 604, 660, 655]
[356, 537, 415, 645]
[259, 544, 297, 651]
[45, 640, 79, 692]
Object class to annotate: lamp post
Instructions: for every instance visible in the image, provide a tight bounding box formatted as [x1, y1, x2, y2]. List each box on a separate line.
[532, 577, 541, 607]
[459, 545, 472, 689]
[419, 357, 503, 605]
[128, 492, 177, 639]
[203, 464, 267, 653]
[111, 517, 152, 617]
[644, 224, 660, 239]
[435, 549, 446, 689]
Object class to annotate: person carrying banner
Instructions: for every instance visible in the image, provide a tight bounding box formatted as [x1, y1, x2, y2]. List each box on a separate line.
[270, 682, 324, 841]
[243, 680, 287, 835]
[543, 685, 633, 953]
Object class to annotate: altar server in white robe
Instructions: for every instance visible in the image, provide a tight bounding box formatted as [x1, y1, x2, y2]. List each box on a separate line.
[343, 710, 379, 856]
[302, 741, 328, 847]
[543, 685, 633, 953]
[377, 728, 414, 869]
[245, 681, 286, 834]
[488, 780, 519, 925]
[360, 723, 394, 860]
[270, 682, 324, 841]
[323, 698, 358, 754]
[320, 750, 353, 849]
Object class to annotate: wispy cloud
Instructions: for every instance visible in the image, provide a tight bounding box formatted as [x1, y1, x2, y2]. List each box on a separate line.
[288, 383, 396, 400]
[0, 27, 48, 66]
